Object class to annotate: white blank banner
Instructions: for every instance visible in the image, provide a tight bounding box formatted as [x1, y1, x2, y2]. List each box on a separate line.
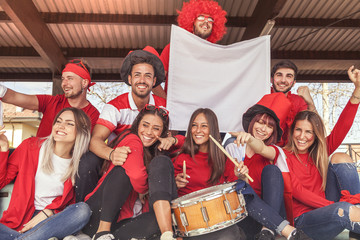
[167, 25, 270, 132]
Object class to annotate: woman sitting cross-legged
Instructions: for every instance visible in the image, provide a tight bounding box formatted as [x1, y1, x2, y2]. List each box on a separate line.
[232, 66, 360, 240]
[82, 104, 183, 240]
[0, 107, 92, 240]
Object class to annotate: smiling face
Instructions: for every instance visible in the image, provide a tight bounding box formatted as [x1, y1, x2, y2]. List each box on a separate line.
[292, 119, 315, 154]
[271, 67, 296, 94]
[138, 114, 164, 147]
[128, 63, 156, 99]
[191, 113, 210, 152]
[52, 110, 77, 144]
[61, 72, 87, 99]
[193, 14, 213, 39]
[252, 115, 274, 141]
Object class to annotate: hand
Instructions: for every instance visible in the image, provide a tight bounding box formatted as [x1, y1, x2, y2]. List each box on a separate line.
[0, 126, 9, 152]
[110, 146, 131, 166]
[175, 173, 189, 188]
[234, 161, 249, 181]
[230, 131, 252, 147]
[20, 210, 52, 233]
[157, 136, 176, 151]
[139, 192, 148, 204]
[348, 66, 360, 88]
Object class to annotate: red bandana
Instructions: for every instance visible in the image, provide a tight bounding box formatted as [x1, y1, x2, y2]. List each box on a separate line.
[62, 63, 95, 90]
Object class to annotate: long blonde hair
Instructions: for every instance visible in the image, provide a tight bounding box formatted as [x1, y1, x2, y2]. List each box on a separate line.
[41, 108, 91, 183]
[284, 110, 328, 190]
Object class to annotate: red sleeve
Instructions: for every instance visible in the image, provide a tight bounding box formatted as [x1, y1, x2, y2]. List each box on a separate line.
[0, 151, 17, 189]
[270, 145, 280, 164]
[326, 101, 359, 154]
[224, 158, 237, 182]
[36, 94, 53, 113]
[173, 154, 183, 177]
[118, 134, 148, 194]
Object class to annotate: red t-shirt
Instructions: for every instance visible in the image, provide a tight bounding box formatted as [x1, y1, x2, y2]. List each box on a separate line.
[36, 94, 99, 138]
[173, 151, 237, 197]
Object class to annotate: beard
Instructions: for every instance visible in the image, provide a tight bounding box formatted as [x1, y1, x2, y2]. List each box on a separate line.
[64, 88, 83, 99]
[132, 84, 152, 99]
[273, 82, 294, 94]
[193, 24, 212, 40]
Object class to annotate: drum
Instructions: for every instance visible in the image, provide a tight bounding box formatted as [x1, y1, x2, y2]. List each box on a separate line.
[171, 182, 247, 237]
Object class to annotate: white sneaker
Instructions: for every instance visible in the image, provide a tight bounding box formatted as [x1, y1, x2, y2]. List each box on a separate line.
[64, 232, 91, 240]
[160, 231, 176, 240]
[63, 236, 78, 240]
[91, 233, 115, 240]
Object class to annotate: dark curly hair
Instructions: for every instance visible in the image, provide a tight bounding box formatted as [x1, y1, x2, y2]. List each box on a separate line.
[177, 0, 227, 43]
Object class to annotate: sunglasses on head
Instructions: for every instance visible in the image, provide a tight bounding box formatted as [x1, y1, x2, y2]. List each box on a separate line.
[196, 15, 214, 23]
[144, 104, 169, 119]
[69, 59, 90, 73]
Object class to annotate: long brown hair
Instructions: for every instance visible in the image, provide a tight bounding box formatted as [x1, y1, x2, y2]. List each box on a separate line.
[179, 108, 225, 185]
[284, 110, 328, 190]
[108, 105, 169, 170]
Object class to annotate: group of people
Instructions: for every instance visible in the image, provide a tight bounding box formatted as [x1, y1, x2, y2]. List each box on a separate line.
[0, 0, 360, 240]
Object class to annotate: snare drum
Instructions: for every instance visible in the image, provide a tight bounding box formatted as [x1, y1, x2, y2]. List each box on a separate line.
[171, 182, 247, 237]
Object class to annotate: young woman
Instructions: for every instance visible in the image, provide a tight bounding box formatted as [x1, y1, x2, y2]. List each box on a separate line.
[82, 104, 183, 240]
[225, 92, 292, 239]
[0, 108, 92, 240]
[174, 108, 310, 240]
[234, 66, 360, 240]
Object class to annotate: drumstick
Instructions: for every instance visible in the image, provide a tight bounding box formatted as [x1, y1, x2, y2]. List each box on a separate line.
[183, 160, 186, 178]
[209, 135, 254, 182]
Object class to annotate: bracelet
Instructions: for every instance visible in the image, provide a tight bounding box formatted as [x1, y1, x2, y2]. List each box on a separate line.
[172, 136, 177, 145]
[109, 149, 115, 161]
[42, 210, 50, 218]
[352, 94, 360, 100]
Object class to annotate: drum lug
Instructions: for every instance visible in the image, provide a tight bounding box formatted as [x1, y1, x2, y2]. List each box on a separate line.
[224, 200, 231, 214]
[201, 206, 209, 223]
[180, 212, 189, 227]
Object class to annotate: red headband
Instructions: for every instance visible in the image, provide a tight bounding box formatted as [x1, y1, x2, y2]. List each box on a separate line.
[62, 63, 95, 90]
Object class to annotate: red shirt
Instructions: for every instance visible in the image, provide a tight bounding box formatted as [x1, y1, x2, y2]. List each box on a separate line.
[285, 100, 359, 219]
[173, 151, 237, 197]
[96, 92, 166, 136]
[244, 145, 279, 196]
[160, 44, 170, 93]
[37, 94, 99, 137]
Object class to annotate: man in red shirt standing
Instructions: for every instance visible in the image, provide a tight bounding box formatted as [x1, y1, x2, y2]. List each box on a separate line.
[152, 0, 227, 99]
[271, 60, 316, 146]
[0, 59, 99, 137]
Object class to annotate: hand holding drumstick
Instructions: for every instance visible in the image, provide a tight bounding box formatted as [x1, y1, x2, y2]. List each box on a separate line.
[209, 135, 254, 182]
[176, 160, 190, 188]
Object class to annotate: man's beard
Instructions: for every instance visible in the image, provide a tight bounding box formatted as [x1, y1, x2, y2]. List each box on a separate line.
[193, 24, 212, 39]
[64, 88, 83, 99]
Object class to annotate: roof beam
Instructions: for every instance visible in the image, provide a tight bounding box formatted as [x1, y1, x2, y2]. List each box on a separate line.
[1, 11, 359, 28]
[0, 0, 66, 73]
[241, 0, 287, 41]
[1, 47, 358, 61]
[0, 71, 350, 83]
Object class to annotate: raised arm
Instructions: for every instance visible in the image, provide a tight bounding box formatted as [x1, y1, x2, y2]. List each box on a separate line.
[1, 85, 39, 110]
[348, 65, 360, 104]
[297, 86, 317, 113]
[230, 131, 277, 161]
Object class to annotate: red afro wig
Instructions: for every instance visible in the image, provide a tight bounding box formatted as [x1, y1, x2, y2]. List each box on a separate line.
[177, 0, 227, 43]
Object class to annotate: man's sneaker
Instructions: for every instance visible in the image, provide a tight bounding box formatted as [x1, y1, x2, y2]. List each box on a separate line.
[289, 230, 312, 240]
[64, 232, 91, 240]
[254, 229, 275, 240]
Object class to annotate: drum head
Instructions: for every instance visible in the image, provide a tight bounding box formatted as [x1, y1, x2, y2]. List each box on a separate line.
[172, 182, 236, 207]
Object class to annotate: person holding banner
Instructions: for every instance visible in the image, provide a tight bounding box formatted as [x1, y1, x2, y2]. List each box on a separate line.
[174, 108, 310, 240]
[153, 0, 227, 98]
[225, 92, 291, 239]
[234, 66, 360, 240]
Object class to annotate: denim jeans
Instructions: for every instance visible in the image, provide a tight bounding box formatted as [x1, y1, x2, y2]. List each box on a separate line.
[295, 162, 360, 239]
[0, 202, 91, 240]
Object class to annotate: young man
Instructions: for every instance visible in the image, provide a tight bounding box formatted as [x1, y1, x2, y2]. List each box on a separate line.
[271, 60, 316, 146]
[0, 60, 99, 137]
[76, 46, 167, 202]
[152, 0, 227, 98]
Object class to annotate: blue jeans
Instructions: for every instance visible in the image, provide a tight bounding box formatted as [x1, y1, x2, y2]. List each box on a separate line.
[237, 181, 289, 235]
[0, 202, 91, 240]
[295, 162, 360, 239]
